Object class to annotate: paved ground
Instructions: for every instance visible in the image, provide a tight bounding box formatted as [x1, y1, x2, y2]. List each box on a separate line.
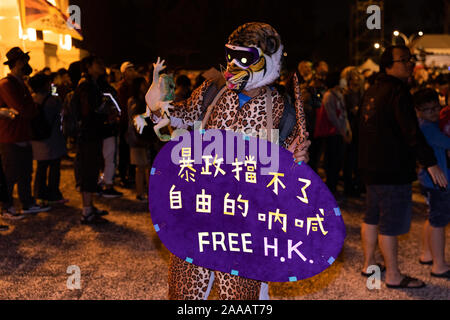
[0, 158, 448, 300]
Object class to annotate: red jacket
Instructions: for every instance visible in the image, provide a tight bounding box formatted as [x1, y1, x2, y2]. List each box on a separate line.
[0, 75, 37, 143]
[116, 79, 133, 133]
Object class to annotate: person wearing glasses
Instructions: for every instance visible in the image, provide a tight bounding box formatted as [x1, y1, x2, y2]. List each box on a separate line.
[358, 45, 447, 289]
[414, 88, 450, 279]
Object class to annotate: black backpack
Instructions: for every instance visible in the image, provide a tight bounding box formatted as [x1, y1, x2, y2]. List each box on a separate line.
[31, 95, 52, 141]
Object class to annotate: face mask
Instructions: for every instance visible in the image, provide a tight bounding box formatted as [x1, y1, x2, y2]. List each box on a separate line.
[22, 63, 32, 76]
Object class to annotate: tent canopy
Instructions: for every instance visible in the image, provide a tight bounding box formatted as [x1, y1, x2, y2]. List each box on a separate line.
[411, 34, 450, 55]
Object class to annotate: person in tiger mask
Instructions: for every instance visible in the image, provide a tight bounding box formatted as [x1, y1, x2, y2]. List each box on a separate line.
[136, 22, 311, 300]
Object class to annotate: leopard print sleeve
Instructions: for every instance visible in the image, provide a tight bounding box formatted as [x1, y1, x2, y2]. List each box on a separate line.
[283, 73, 308, 149]
[169, 80, 213, 127]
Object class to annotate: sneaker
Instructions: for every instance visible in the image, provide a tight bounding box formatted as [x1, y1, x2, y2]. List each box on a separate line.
[2, 207, 25, 220]
[21, 204, 51, 214]
[80, 212, 108, 225]
[101, 187, 123, 198]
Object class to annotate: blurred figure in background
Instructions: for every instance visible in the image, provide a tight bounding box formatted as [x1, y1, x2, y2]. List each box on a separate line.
[297, 60, 313, 84]
[72, 55, 109, 224]
[341, 66, 365, 197]
[174, 74, 192, 102]
[314, 60, 329, 85]
[0, 47, 50, 218]
[0, 106, 19, 230]
[127, 77, 153, 202]
[54, 68, 73, 102]
[117, 61, 138, 188]
[97, 74, 123, 198]
[413, 89, 450, 279]
[314, 71, 352, 193]
[29, 73, 68, 205]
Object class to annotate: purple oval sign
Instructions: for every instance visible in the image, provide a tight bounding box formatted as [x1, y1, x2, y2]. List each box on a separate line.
[149, 129, 346, 282]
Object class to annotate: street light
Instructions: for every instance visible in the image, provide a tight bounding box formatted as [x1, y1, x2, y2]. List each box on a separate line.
[374, 42, 381, 49]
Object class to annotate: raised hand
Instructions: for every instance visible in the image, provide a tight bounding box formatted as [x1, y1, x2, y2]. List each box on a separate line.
[153, 57, 166, 79]
[146, 57, 168, 112]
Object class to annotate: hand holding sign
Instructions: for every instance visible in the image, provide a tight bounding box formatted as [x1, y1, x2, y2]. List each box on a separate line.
[288, 133, 311, 164]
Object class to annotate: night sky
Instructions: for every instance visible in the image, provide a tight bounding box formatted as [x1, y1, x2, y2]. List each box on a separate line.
[70, 0, 446, 71]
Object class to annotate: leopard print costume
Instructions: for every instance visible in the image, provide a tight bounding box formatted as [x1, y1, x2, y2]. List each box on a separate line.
[170, 79, 304, 146]
[168, 255, 260, 300]
[165, 77, 307, 300]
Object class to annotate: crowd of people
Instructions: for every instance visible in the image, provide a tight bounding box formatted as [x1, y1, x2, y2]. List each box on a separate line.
[0, 43, 448, 286]
[0, 48, 167, 226]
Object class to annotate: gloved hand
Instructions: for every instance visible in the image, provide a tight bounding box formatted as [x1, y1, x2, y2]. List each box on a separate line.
[145, 57, 167, 112]
[133, 114, 148, 134]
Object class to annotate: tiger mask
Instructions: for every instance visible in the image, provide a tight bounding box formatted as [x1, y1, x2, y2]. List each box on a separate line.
[223, 22, 283, 93]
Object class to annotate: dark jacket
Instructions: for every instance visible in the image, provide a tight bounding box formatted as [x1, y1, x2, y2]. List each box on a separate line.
[117, 79, 133, 134]
[0, 75, 37, 143]
[72, 75, 106, 142]
[31, 95, 67, 161]
[358, 73, 436, 184]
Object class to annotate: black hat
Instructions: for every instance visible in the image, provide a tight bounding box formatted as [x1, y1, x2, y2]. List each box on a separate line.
[3, 47, 30, 66]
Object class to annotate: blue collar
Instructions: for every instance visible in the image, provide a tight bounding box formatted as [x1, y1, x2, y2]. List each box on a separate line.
[238, 92, 251, 109]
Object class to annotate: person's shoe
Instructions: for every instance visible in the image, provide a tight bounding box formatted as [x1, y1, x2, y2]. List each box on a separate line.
[2, 207, 25, 220]
[48, 198, 70, 205]
[386, 275, 426, 289]
[21, 204, 51, 215]
[430, 270, 450, 279]
[36, 198, 49, 207]
[136, 195, 148, 203]
[95, 184, 104, 196]
[119, 179, 133, 189]
[0, 224, 9, 231]
[80, 212, 108, 225]
[92, 206, 109, 216]
[361, 263, 386, 277]
[419, 259, 433, 265]
[101, 187, 123, 198]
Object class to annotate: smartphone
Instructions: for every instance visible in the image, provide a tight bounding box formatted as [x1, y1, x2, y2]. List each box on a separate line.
[51, 83, 58, 96]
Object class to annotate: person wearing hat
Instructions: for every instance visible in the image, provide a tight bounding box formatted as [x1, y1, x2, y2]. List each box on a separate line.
[0, 47, 50, 218]
[0, 106, 18, 230]
[117, 61, 137, 187]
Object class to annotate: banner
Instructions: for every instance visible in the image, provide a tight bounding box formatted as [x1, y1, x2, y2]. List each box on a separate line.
[17, 0, 82, 40]
[149, 129, 346, 282]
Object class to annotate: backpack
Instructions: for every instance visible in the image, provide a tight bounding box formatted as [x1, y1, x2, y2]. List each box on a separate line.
[30, 95, 52, 141]
[61, 90, 80, 138]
